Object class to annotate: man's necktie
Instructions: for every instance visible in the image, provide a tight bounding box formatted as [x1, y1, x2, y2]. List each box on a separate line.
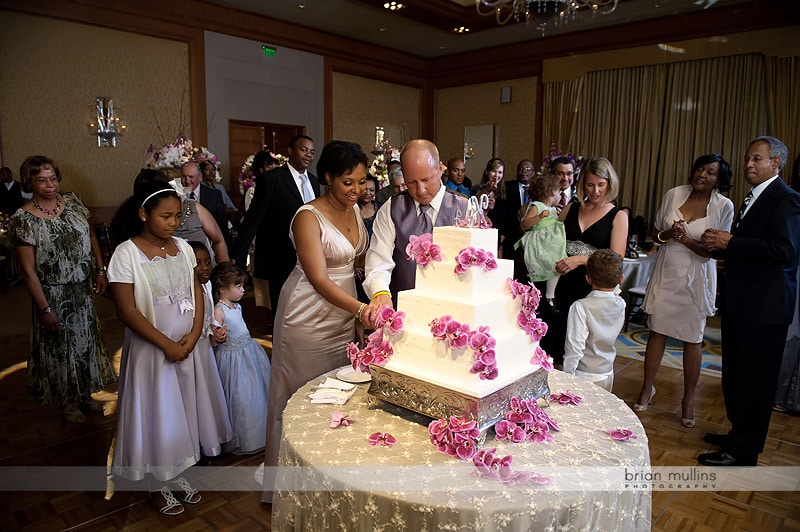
[418, 203, 433, 234]
[558, 191, 567, 209]
[735, 189, 754, 228]
[189, 191, 196, 200]
[299, 174, 313, 203]
[521, 184, 529, 204]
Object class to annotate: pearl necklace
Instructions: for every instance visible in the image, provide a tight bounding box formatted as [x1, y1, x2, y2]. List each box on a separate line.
[326, 196, 352, 233]
[32, 194, 61, 217]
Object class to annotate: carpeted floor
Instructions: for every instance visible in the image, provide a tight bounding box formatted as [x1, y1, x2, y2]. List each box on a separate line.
[616, 323, 722, 378]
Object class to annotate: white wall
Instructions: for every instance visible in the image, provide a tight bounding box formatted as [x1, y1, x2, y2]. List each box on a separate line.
[204, 31, 325, 182]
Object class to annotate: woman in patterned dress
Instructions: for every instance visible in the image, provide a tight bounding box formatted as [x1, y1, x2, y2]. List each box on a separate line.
[9, 155, 115, 423]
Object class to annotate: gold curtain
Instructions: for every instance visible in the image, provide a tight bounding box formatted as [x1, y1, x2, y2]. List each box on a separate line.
[569, 64, 668, 221]
[541, 77, 583, 171]
[541, 53, 796, 223]
[657, 54, 767, 209]
[765, 56, 800, 170]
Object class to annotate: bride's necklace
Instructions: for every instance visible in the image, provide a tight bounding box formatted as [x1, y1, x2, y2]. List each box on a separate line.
[141, 235, 169, 251]
[326, 196, 352, 233]
[32, 194, 61, 217]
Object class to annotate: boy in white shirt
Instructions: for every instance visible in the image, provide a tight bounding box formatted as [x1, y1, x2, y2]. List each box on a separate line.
[563, 249, 626, 392]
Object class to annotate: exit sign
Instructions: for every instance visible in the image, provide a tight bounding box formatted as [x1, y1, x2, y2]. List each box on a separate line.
[262, 45, 276, 57]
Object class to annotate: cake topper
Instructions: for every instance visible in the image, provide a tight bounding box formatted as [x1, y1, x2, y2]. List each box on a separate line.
[455, 196, 493, 228]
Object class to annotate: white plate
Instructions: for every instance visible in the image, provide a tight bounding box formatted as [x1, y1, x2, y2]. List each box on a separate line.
[336, 365, 371, 384]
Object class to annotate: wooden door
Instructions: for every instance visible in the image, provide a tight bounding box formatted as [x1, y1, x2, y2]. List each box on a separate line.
[228, 120, 305, 208]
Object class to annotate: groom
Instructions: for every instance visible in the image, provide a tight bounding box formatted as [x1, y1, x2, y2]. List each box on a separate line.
[363, 139, 468, 318]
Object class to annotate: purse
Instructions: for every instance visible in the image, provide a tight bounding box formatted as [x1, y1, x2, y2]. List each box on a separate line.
[566, 240, 597, 257]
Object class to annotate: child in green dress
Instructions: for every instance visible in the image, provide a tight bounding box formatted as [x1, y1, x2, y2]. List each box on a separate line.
[515, 174, 567, 309]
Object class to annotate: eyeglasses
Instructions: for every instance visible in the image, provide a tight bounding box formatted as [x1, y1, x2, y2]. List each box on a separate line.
[33, 177, 60, 185]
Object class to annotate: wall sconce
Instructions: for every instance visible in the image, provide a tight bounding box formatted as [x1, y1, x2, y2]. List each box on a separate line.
[88, 97, 126, 147]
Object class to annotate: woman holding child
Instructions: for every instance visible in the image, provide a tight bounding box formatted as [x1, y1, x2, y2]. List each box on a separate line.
[540, 157, 628, 364]
[634, 154, 734, 428]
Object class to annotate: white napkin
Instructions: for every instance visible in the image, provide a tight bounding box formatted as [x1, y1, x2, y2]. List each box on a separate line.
[308, 377, 357, 404]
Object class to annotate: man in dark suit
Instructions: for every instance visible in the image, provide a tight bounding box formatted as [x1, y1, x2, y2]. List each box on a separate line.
[503, 159, 535, 263]
[231, 135, 319, 309]
[551, 156, 578, 214]
[0, 166, 24, 216]
[181, 161, 231, 246]
[700, 136, 800, 466]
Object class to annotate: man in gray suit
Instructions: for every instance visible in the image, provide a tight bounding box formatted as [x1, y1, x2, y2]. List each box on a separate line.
[363, 139, 468, 320]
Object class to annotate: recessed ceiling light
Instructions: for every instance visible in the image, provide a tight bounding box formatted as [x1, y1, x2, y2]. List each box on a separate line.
[379, 28, 387, 32]
[383, 1, 405, 10]
[297, 3, 306, 8]
[452, 26, 470, 34]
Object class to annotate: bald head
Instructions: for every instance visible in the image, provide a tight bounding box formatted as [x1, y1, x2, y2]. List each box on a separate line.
[180, 161, 201, 189]
[400, 139, 442, 205]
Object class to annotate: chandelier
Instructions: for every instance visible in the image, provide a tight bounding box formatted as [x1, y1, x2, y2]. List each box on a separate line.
[476, 0, 619, 33]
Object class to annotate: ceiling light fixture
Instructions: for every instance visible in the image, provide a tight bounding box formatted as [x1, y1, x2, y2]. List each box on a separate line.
[475, 0, 619, 34]
[452, 26, 471, 34]
[383, 1, 406, 10]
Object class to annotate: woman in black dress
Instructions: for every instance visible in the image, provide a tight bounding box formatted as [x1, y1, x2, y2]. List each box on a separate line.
[540, 157, 628, 364]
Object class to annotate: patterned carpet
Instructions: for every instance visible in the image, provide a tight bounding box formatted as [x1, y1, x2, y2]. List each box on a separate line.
[616, 324, 722, 378]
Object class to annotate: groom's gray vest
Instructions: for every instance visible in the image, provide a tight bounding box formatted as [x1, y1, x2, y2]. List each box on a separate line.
[389, 190, 468, 296]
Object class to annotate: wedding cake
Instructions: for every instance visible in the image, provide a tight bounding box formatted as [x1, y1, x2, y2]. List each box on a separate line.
[366, 226, 551, 429]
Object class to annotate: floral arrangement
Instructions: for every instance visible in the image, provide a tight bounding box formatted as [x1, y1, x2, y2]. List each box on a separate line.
[429, 317, 498, 380]
[369, 146, 398, 190]
[428, 415, 481, 459]
[454, 246, 498, 274]
[405, 233, 442, 268]
[346, 307, 405, 373]
[507, 278, 550, 344]
[494, 397, 559, 444]
[238, 150, 288, 194]
[145, 134, 219, 175]
[540, 144, 584, 176]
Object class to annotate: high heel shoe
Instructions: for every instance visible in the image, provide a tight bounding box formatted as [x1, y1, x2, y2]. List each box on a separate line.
[681, 399, 695, 428]
[632, 386, 655, 412]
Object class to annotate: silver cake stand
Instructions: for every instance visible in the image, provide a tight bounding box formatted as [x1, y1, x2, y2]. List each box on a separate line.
[367, 365, 551, 433]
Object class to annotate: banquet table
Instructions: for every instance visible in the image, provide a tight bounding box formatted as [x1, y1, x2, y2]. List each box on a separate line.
[273, 370, 651, 531]
[621, 254, 656, 299]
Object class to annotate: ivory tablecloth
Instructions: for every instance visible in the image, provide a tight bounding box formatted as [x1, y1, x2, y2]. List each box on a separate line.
[273, 369, 651, 531]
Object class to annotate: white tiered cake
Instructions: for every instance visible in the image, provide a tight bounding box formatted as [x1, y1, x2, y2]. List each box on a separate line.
[367, 226, 550, 429]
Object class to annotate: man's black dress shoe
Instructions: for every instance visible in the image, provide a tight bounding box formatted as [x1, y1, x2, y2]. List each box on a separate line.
[702, 432, 730, 446]
[697, 450, 757, 467]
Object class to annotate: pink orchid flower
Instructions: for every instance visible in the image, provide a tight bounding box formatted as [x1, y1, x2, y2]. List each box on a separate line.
[494, 420, 526, 443]
[429, 315, 452, 339]
[507, 278, 531, 299]
[527, 420, 555, 443]
[405, 233, 442, 267]
[550, 391, 582, 405]
[530, 346, 554, 371]
[445, 320, 471, 350]
[368, 432, 397, 447]
[608, 429, 637, 441]
[330, 412, 351, 428]
[375, 307, 405, 335]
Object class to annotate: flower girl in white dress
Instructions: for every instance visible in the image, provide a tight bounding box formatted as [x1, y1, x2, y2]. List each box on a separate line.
[211, 262, 272, 454]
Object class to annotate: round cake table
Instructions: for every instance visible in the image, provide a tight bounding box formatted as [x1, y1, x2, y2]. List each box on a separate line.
[273, 370, 651, 531]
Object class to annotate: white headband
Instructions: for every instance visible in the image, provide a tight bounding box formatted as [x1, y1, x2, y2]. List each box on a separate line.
[140, 188, 174, 209]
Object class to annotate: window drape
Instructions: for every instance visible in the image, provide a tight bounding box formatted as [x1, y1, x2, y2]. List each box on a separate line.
[543, 53, 797, 224]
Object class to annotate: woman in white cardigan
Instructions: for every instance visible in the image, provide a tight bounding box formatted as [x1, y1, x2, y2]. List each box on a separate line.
[634, 154, 734, 428]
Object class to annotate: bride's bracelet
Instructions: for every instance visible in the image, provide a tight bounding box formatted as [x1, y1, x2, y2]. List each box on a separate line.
[356, 303, 367, 321]
[655, 230, 671, 244]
